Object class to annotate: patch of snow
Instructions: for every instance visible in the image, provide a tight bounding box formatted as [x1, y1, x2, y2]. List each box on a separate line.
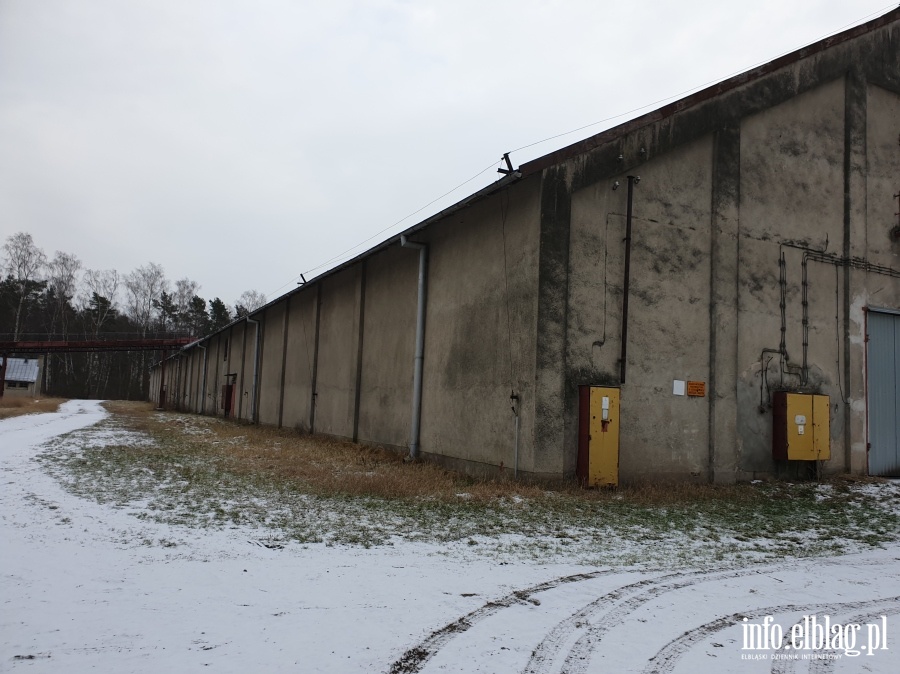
[1, 400, 898, 673]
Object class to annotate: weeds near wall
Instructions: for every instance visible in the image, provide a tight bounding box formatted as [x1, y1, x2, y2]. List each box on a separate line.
[36, 401, 900, 566]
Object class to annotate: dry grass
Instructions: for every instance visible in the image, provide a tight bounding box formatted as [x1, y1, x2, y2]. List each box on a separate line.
[0, 396, 67, 419]
[38, 401, 900, 558]
[98, 401, 877, 508]
[104, 401, 551, 503]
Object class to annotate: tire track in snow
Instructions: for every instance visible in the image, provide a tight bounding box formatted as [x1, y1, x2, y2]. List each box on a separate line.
[386, 569, 623, 674]
[530, 566, 775, 674]
[389, 563, 796, 674]
[639, 596, 900, 674]
[390, 555, 899, 674]
[523, 570, 700, 674]
[532, 556, 900, 674]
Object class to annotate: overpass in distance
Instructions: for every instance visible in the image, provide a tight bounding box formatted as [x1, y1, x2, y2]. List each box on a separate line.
[0, 334, 195, 398]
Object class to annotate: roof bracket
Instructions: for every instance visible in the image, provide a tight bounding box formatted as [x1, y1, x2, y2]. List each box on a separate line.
[497, 152, 515, 175]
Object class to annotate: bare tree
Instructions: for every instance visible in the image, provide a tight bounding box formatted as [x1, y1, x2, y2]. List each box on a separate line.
[80, 269, 120, 398]
[81, 269, 119, 335]
[43, 251, 82, 389]
[173, 278, 200, 333]
[123, 263, 168, 336]
[234, 289, 266, 318]
[1, 232, 47, 339]
[46, 251, 82, 335]
[122, 263, 168, 399]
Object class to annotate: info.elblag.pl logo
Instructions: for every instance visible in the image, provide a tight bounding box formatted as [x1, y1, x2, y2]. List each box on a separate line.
[740, 614, 889, 660]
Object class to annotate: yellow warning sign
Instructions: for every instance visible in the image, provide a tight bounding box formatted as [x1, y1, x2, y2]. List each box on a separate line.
[687, 381, 706, 397]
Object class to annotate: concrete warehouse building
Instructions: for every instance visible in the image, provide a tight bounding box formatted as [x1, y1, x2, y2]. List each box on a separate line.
[151, 8, 900, 483]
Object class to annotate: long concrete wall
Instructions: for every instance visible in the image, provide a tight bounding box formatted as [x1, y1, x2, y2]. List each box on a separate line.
[151, 12, 899, 483]
[151, 175, 543, 477]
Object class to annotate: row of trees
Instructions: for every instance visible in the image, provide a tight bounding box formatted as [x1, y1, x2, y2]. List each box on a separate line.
[1, 232, 267, 400]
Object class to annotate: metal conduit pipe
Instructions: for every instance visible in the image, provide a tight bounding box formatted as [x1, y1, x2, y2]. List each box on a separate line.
[197, 344, 207, 415]
[514, 414, 520, 478]
[618, 175, 639, 384]
[401, 234, 428, 460]
[512, 394, 520, 479]
[246, 316, 261, 424]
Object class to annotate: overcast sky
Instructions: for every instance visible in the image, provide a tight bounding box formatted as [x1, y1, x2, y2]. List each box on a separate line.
[0, 1, 894, 310]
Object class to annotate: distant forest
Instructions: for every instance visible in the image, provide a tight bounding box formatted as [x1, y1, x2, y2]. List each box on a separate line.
[1, 232, 266, 400]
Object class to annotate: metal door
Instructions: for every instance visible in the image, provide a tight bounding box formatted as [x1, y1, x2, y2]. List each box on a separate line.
[868, 310, 900, 476]
[577, 386, 620, 486]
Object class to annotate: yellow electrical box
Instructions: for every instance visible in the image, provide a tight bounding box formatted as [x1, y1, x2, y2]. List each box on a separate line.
[772, 392, 830, 461]
[578, 386, 620, 486]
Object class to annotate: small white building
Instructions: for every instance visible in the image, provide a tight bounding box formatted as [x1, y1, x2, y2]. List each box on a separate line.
[2, 357, 42, 397]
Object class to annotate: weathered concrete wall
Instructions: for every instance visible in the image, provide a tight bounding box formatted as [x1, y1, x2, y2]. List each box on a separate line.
[859, 83, 900, 471]
[356, 247, 417, 449]
[735, 78, 848, 476]
[208, 333, 223, 416]
[192, 346, 208, 414]
[235, 321, 262, 422]
[225, 320, 247, 421]
[178, 347, 197, 412]
[313, 266, 362, 439]
[174, 343, 193, 412]
[171, 355, 184, 410]
[281, 289, 317, 432]
[257, 305, 283, 426]
[867, 85, 900, 269]
[417, 176, 542, 476]
[567, 136, 714, 482]
[531, 14, 900, 482]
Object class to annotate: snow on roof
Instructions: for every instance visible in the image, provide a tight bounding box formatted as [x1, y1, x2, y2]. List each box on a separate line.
[4, 357, 39, 383]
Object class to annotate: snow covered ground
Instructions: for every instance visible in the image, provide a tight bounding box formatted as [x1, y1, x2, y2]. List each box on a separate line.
[1, 400, 898, 673]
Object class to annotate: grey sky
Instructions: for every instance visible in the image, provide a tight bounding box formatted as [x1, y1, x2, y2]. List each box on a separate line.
[0, 1, 893, 309]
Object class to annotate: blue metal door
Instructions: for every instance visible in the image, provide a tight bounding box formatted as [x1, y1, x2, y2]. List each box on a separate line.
[868, 310, 900, 476]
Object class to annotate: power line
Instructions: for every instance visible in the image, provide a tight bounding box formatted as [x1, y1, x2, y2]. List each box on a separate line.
[268, 4, 893, 299]
[264, 159, 500, 298]
[509, 4, 895, 155]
